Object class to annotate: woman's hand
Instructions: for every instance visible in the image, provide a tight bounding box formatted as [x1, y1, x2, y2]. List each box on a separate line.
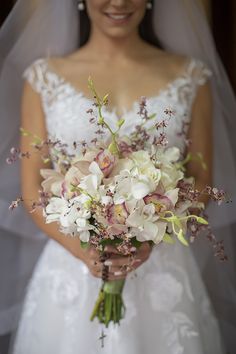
[104, 242, 153, 280]
[80, 242, 153, 281]
[79, 245, 105, 279]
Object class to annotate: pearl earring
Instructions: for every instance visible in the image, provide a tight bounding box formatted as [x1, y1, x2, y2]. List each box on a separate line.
[78, 0, 85, 11]
[146, 1, 152, 10]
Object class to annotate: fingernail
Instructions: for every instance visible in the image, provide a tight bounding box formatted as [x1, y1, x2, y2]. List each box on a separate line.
[114, 271, 123, 276]
[130, 247, 137, 252]
[104, 260, 112, 266]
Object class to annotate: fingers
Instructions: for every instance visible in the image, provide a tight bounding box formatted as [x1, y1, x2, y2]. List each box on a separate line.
[88, 258, 102, 272]
[86, 242, 153, 280]
[104, 245, 121, 254]
[104, 245, 137, 255]
[87, 246, 101, 259]
[134, 242, 152, 260]
[89, 266, 127, 280]
[88, 259, 131, 280]
[88, 254, 143, 279]
[104, 242, 151, 258]
[108, 273, 127, 281]
[104, 256, 142, 268]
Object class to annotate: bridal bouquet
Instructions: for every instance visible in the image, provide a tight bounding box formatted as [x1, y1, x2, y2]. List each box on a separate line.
[8, 78, 226, 329]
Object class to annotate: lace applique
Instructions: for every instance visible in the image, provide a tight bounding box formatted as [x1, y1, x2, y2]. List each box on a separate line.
[23, 57, 211, 108]
[145, 273, 184, 311]
[161, 58, 212, 108]
[48, 269, 80, 307]
[23, 59, 49, 94]
[23, 58, 71, 107]
[187, 58, 212, 86]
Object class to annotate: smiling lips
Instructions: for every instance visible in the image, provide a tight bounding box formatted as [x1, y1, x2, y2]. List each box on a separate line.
[104, 12, 133, 22]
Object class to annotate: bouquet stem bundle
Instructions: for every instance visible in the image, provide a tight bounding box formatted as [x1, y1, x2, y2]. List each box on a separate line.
[90, 279, 125, 327]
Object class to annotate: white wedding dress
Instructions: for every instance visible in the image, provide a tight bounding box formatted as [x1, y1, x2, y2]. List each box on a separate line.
[11, 57, 225, 354]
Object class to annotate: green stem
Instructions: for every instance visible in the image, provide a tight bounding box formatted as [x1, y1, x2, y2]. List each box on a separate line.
[105, 293, 112, 326]
[90, 290, 105, 321]
[113, 295, 117, 324]
[103, 279, 125, 294]
[90, 279, 126, 327]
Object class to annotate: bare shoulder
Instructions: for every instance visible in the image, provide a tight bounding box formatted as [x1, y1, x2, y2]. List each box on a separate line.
[144, 44, 190, 77]
[46, 49, 92, 77]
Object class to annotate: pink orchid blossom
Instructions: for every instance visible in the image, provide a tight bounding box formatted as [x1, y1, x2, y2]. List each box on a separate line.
[144, 193, 173, 213]
[95, 149, 115, 177]
[107, 202, 129, 225]
[40, 169, 64, 196]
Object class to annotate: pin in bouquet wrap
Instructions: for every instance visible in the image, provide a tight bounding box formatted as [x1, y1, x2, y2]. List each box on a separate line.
[8, 78, 228, 334]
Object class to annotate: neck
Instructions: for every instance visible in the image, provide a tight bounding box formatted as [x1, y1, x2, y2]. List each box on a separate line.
[84, 26, 147, 62]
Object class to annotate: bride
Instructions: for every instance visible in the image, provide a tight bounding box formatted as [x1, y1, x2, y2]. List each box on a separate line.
[1, 0, 235, 353]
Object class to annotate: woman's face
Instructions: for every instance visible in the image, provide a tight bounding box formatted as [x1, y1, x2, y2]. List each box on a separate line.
[85, 0, 148, 39]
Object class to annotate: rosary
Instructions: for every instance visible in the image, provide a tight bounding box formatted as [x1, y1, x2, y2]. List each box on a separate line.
[98, 251, 109, 348]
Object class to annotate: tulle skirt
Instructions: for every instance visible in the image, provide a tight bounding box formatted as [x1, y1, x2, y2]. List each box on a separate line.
[11, 239, 225, 354]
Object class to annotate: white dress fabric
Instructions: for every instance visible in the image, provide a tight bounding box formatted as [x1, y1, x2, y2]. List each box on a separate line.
[11, 57, 225, 354]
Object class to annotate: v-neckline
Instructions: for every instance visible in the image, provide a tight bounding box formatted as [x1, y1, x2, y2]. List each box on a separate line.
[43, 57, 193, 118]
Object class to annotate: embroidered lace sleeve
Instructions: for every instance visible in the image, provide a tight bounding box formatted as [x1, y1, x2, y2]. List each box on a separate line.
[187, 58, 212, 87]
[22, 58, 66, 107]
[23, 58, 49, 94]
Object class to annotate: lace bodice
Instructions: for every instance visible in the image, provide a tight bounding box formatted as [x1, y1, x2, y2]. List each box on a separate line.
[23, 57, 211, 154]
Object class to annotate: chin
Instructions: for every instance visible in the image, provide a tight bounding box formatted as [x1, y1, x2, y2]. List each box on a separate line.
[102, 26, 138, 40]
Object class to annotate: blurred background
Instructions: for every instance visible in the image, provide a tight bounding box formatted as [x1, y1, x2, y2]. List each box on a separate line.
[1, 0, 236, 92]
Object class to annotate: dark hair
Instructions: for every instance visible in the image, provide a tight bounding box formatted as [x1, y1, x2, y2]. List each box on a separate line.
[79, 3, 162, 49]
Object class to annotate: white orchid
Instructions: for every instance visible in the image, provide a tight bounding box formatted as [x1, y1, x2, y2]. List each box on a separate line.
[112, 163, 160, 204]
[78, 160, 114, 206]
[61, 198, 95, 241]
[161, 166, 183, 190]
[59, 198, 90, 228]
[40, 169, 64, 197]
[164, 188, 179, 207]
[98, 185, 113, 206]
[110, 151, 161, 203]
[45, 194, 96, 241]
[108, 157, 134, 177]
[76, 217, 95, 242]
[130, 150, 152, 167]
[126, 200, 167, 244]
[152, 147, 183, 190]
[155, 146, 181, 164]
[78, 161, 103, 198]
[45, 197, 68, 223]
[130, 150, 162, 185]
[112, 170, 148, 204]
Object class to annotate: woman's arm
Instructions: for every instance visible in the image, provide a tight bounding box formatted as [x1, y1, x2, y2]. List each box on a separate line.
[186, 81, 213, 205]
[20, 81, 148, 280]
[20, 81, 103, 267]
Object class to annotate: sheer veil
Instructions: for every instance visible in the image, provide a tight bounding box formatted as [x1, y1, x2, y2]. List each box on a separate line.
[0, 0, 235, 350]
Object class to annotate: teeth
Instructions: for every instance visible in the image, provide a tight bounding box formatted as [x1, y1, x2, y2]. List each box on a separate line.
[107, 14, 130, 20]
